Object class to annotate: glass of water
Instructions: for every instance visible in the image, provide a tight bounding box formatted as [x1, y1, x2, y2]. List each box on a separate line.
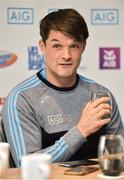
[98, 135, 124, 176]
[91, 91, 111, 119]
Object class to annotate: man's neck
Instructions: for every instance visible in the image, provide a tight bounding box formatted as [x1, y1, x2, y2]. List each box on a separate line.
[37, 69, 79, 90]
[47, 74, 76, 88]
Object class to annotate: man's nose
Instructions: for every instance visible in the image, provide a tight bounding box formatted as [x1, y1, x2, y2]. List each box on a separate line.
[62, 48, 71, 60]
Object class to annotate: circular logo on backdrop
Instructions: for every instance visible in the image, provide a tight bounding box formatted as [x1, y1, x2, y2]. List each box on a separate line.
[0, 50, 17, 68]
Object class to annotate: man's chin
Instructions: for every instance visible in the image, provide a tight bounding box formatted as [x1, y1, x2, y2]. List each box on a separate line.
[58, 73, 75, 79]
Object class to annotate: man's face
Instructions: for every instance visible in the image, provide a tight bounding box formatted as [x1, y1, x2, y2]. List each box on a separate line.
[39, 30, 85, 85]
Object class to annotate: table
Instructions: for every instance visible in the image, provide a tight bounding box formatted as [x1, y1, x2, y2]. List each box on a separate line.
[5, 163, 101, 180]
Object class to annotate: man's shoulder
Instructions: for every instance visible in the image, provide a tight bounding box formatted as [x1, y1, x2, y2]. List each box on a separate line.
[10, 74, 40, 93]
[78, 74, 109, 92]
[7, 72, 47, 102]
[3, 72, 46, 108]
[79, 74, 95, 83]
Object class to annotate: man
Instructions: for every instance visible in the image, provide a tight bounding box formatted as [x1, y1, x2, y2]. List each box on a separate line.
[0, 8, 123, 167]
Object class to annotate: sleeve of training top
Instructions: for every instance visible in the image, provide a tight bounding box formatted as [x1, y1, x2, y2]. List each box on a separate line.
[1, 93, 87, 167]
[103, 91, 123, 134]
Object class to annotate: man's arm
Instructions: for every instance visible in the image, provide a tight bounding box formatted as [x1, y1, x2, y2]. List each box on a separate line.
[1, 93, 86, 167]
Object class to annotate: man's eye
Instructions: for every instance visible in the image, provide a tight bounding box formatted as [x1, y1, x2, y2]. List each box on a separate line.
[53, 44, 61, 48]
[71, 44, 79, 48]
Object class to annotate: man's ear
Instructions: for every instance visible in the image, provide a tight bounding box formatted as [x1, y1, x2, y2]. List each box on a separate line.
[39, 39, 46, 55]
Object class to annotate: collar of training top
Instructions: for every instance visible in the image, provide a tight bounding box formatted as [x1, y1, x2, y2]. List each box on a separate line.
[37, 68, 79, 92]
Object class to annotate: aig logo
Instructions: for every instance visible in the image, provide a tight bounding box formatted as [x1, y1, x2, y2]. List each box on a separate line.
[91, 9, 118, 25]
[7, 8, 34, 24]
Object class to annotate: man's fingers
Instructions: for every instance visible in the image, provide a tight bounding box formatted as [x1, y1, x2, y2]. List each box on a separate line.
[91, 97, 110, 108]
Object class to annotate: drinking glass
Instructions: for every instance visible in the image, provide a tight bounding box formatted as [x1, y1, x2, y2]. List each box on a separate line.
[91, 91, 111, 119]
[98, 135, 124, 176]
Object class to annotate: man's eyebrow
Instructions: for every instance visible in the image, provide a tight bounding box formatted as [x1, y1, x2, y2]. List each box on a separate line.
[50, 39, 79, 43]
[50, 39, 59, 42]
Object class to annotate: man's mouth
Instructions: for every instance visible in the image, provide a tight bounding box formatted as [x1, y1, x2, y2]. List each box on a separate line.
[59, 63, 72, 67]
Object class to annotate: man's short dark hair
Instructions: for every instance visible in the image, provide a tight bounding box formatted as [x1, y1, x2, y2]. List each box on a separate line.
[39, 8, 89, 43]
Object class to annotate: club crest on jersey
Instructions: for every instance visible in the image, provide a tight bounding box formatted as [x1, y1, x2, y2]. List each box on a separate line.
[47, 114, 63, 125]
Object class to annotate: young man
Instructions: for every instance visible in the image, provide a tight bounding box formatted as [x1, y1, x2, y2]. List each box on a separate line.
[0, 9, 123, 167]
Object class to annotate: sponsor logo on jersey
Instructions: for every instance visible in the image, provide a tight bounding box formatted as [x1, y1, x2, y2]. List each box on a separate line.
[47, 114, 64, 125]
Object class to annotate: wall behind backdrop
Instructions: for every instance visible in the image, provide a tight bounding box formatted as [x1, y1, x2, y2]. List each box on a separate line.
[0, 0, 124, 121]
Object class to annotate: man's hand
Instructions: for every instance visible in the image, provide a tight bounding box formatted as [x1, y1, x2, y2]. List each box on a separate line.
[77, 97, 111, 138]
